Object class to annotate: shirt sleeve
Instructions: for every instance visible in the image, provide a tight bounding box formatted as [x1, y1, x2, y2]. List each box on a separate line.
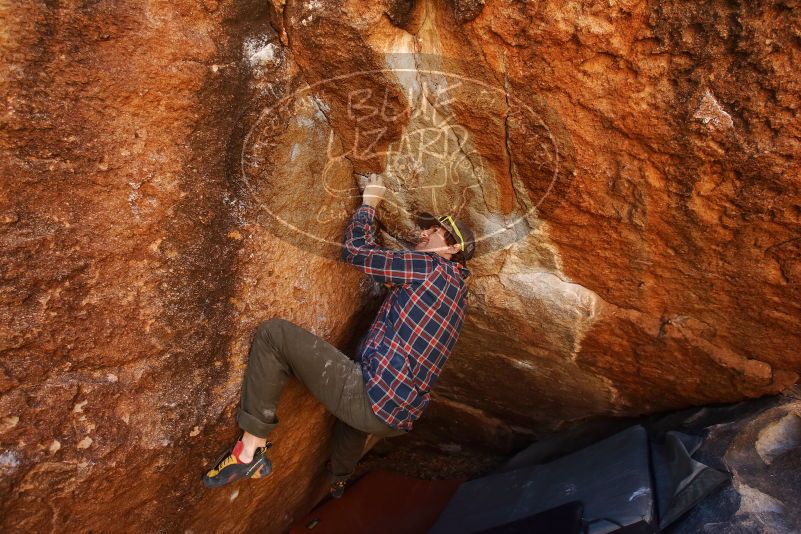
[341, 204, 434, 285]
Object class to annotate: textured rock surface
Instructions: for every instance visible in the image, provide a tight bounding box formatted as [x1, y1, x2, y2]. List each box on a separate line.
[1, 0, 800, 532]
[668, 393, 801, 533]
[0, 1, 372, 532]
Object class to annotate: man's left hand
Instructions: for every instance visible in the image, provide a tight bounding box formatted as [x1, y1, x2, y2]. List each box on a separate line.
[361, 173, 386, 208]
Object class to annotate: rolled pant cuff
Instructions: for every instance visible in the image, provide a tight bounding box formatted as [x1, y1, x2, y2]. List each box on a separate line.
[236, 408, 276, 439]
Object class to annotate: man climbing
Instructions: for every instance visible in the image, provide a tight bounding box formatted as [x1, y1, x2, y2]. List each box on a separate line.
[202, 174, 475, 497]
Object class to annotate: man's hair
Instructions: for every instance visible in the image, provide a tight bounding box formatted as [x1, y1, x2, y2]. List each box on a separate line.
[417, 212, 476, 265]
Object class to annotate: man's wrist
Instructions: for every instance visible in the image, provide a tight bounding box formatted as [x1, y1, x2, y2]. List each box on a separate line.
[355, 204, 377, 222]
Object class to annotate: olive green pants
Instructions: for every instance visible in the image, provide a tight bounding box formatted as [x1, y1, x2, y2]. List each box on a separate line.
[236, 318, 406, 481]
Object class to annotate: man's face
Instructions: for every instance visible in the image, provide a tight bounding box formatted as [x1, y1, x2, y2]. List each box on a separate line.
[414, 225, 455, 254]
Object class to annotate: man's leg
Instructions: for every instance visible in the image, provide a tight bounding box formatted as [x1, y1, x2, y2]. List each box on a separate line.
[326, 364, 407, 484]
[236, 317, 405, 481]
[206, 317, 386, 488]
[330, 419, 369, 482]
[235, 318, 293, 442]
[236, 318, 371, 454]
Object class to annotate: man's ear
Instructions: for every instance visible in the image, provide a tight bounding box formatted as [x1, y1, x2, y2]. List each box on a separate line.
[448, 243, 461, 254]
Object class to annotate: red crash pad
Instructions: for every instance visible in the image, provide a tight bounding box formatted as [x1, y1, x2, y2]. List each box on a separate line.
[290, 470, 464, 534]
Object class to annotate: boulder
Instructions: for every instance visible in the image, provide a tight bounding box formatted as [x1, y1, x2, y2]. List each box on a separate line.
[1, 0, 799, 531]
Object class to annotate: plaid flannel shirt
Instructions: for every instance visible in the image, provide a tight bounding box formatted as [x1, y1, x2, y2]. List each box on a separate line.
[341, 204, 470, 431]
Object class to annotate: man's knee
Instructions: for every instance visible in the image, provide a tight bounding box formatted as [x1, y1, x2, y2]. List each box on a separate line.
[256, 317, 290, 340]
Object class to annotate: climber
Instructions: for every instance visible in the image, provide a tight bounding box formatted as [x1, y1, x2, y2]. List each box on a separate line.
[202, 173, 475, 498]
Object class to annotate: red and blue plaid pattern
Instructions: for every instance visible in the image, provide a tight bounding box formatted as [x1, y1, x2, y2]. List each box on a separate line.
[342, 204, 471, 431]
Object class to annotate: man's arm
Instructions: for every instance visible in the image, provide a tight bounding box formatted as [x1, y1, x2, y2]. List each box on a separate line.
[341, 175, 434, 286]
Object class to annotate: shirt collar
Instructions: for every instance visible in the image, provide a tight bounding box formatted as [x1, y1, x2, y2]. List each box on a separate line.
[423, 251, 471, 279]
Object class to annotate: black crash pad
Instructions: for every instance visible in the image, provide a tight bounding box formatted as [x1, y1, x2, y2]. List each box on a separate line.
[430, 425, 655, 534]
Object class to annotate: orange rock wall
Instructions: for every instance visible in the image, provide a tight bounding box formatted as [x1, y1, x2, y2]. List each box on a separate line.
[1, 0, 799, 531]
